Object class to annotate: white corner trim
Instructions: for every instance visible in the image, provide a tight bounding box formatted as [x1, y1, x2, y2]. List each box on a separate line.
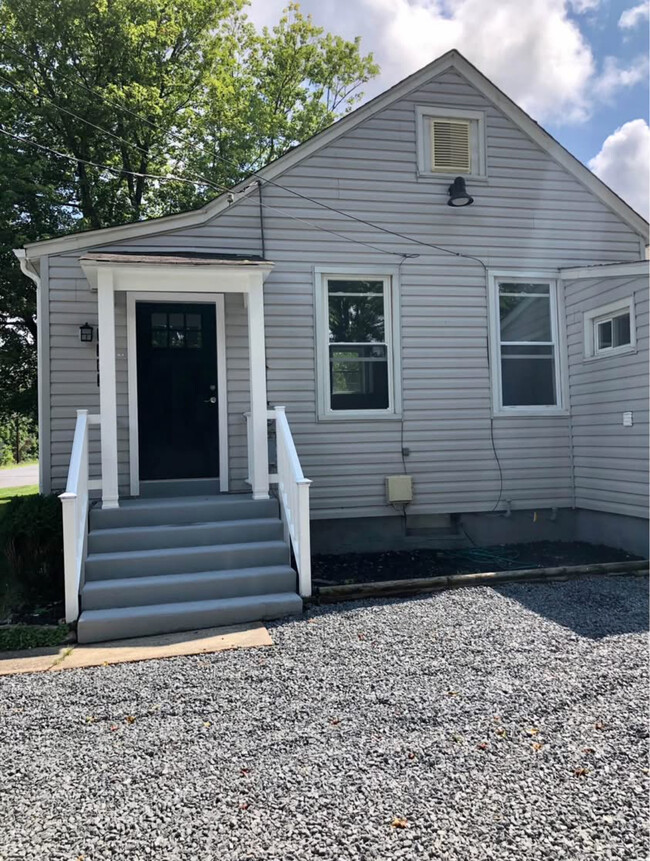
[125, 292, 230, 496]
[97, 269, 119, 508]
[215, 294, 229, 492]
[560, 261, 649, 280]
[126, 292, 139, 497]
[20, 51, 647, 260]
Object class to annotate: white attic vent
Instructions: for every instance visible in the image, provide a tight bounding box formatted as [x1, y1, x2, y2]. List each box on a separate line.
[431, 119, 471, 173]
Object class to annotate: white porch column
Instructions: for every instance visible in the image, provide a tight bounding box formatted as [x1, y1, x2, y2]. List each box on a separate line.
[97, 268, 119, 508]
[247, 281, 269, 500]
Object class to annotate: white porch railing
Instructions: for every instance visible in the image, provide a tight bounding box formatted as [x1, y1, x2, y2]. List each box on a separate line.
[246, 406, 312, 597]
[59, 410, 100, 623]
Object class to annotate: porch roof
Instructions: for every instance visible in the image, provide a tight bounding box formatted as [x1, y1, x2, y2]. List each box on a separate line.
[80, 251, 272, 267]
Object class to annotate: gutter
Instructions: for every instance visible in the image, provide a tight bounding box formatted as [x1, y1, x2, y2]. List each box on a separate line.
[13, 249, 47, 494]
[14, 248, 40, 286]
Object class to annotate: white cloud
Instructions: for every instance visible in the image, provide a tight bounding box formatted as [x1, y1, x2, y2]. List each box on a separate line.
[247, 0, 597, 124]
[568, 0, 600, 12]
[619, 1, 650, 29]
[588, 119, 650, 218]
[246, 0, 646, 126]
[594, 55, 649, 100]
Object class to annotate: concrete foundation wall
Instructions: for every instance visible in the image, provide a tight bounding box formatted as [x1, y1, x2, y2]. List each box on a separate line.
[310, 507, 648, 558]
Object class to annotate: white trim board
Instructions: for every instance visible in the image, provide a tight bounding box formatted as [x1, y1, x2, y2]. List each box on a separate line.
[126, 292, 229, 496]
[18, 50, 647, 260]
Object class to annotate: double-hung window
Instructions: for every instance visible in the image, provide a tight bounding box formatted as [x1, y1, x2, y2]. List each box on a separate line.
[316, 271, 399, 418]
[489, 273, 565, 414]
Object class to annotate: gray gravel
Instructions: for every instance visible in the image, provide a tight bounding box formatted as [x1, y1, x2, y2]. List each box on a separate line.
[0, 574, 648, 861]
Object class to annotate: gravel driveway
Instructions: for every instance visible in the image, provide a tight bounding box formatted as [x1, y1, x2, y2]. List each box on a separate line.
[1, 575, 647, 861]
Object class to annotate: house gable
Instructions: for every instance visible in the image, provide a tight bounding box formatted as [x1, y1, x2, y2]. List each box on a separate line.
[21, 50, 648, 260]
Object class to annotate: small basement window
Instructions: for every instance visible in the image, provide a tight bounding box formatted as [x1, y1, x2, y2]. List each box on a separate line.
[416, 106, 486, 179]
[315, 271, 401, 419]
[584, 298, 635, 358]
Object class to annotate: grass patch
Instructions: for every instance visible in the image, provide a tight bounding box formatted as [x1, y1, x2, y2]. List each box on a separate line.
[0, 623, 69, 652]
[0, 485, 39, 503]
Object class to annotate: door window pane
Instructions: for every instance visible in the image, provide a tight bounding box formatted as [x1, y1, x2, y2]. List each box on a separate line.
[151, 329, 168, 349]
[150, 309, 203, 350]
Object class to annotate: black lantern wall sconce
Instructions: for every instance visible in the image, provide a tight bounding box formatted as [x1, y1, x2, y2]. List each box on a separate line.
[447, 176, 474, 207]
[79, 322, 94, 343]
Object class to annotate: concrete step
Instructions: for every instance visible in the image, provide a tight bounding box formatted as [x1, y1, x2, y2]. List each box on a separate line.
[88, 517, 283, 554]
[77, 592, 303, 644]
[85, 540, 290, 582]
[81, 564, 297, 610]
[139, 478, 221, 498]
[90, 495, 278, 530]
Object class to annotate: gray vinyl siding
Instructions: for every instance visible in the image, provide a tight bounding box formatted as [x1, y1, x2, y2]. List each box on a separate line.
[565, 274, 649, 519]
[43, 67, 645, 517]
[47, 254, 129, 493]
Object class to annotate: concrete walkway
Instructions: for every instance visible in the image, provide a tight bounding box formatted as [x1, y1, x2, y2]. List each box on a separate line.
[0, 462, 38, 489]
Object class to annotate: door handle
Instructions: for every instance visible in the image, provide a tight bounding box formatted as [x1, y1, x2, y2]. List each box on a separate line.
[204, 396, 217, 404]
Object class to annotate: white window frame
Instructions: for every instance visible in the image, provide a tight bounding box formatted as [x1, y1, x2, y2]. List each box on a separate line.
[583, 297, 636, 360]
[488, 270, 568, 417]
[416, 106, 487, 180]
[314, 266, 402, 421]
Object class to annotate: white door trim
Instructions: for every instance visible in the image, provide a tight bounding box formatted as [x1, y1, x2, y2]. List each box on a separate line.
[126, 291, 229, 496]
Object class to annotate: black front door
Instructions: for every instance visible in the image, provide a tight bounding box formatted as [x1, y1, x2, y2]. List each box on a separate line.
[136, 302, 219, 481]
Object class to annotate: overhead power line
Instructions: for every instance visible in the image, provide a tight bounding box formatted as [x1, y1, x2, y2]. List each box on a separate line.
[0, 125, 225, 191]
[0, 37, 488, 269]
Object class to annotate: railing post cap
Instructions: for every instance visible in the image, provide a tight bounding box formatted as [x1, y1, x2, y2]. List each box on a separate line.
[59, 491, 78, 501]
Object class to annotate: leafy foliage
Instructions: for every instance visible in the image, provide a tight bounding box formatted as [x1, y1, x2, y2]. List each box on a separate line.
[0, 415, 37, 465]
[0, 493, 63, 605]
[0, 0, 379, 429]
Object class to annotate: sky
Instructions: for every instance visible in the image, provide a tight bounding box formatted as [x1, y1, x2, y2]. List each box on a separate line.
[246, 0, 650, 219]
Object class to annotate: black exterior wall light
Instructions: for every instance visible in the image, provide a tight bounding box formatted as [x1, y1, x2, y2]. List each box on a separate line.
[79, 322, 94, 343]
[447, 176, 474, 207]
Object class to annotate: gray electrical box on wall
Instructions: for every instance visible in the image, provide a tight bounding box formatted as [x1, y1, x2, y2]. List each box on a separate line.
[386, 475, 413, 504]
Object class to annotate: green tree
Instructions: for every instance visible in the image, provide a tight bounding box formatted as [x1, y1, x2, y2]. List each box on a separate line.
[0, 0, 379, 441]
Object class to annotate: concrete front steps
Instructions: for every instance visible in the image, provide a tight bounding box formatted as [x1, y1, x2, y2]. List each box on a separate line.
[77, 494, 302, 644]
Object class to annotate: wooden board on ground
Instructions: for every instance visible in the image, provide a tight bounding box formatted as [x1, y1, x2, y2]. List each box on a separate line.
[0, 623, 272, 676]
